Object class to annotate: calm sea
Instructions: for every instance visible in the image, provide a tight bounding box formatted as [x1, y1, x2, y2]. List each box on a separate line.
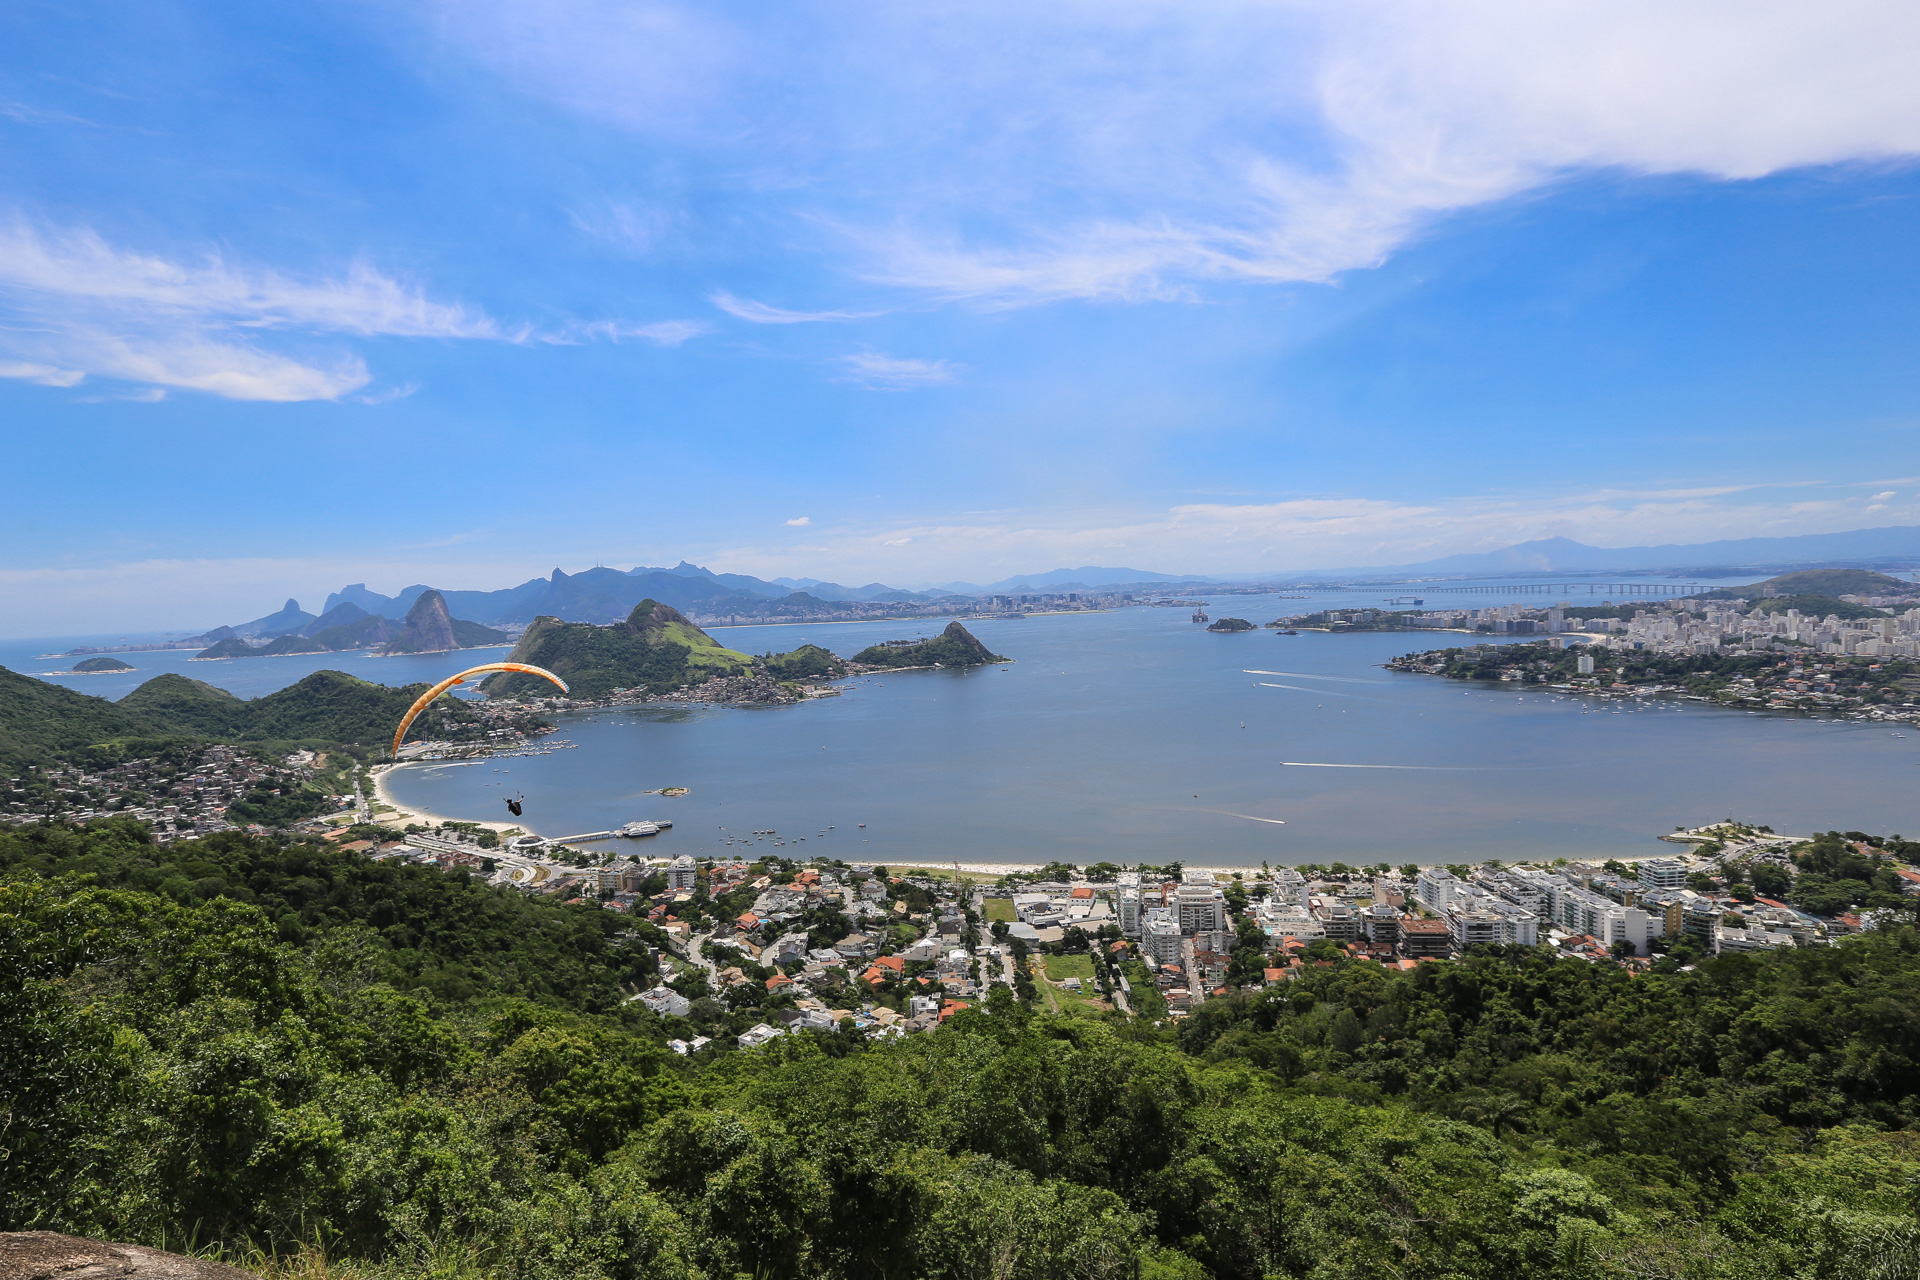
[11, 578, 1917, 865]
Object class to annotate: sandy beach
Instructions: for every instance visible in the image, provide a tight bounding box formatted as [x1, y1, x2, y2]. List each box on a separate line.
[371, 762, 532, 835]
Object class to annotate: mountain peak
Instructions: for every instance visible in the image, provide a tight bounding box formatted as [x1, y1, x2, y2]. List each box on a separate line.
[381, 590, 459, 654]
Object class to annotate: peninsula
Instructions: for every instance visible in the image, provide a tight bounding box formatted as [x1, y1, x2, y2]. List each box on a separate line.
[484, 598, 866, 704]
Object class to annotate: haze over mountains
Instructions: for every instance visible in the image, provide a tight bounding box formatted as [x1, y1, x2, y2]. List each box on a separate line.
[186, 523, 1920, 640]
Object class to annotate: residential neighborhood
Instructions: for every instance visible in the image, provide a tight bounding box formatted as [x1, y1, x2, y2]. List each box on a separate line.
[330, 815, 1920, 1055]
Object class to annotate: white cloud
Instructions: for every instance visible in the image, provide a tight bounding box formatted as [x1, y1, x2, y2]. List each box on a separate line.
[436, 0, 1920, 306]
[0, 221, 498, 400]
[563, 318, 709, 345]
[1872, 491, 1897, 501]
[0, 360, 84, 387]
[78, 387, 168, 404]
[0, 224, 497, 336]
[570, 198, 680, 254]
[353, 383, 418, 406]
[834, 351, 959, 390]
[711, 291, 880, 324]
[785, 516, 811, 526]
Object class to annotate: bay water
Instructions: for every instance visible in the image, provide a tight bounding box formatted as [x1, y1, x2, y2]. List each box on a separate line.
[12, 580, 1917, 866]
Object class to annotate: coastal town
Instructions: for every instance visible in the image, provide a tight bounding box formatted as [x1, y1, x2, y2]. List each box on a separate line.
[3, 744, 353, 839]
[305, 811, 1920, 1055]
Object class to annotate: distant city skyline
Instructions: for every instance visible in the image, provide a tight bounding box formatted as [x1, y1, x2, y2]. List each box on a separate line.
[6, 2, 1920, 633]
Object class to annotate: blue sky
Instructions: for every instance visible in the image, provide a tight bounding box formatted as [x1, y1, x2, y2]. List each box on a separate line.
[5, 0, 1920, 633]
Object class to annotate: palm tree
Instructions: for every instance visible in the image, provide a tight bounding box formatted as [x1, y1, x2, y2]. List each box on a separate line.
[1463, 1093, 1530, 1140]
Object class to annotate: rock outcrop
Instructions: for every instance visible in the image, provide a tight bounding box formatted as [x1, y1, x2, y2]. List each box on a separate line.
[0, 1233, 260, 1280]
[382, 589, 460, 654]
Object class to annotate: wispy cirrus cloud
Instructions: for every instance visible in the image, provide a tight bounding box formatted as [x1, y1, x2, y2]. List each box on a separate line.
[437, 1, 1920, 308]
[0, 360, 85, 387]
[558, 318, 709, 346]
[710, 290, 882, 324]
[833, 351, 959, 390]
[0, 221, 499, 400]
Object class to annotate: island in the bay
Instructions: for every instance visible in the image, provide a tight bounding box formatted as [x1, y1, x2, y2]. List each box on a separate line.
[70, 656, 135, 673]
[848, 619, 1008, 668]
[485, 604, 1005, 703]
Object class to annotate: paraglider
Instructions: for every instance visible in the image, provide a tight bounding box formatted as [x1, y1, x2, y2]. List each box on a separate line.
[506, 794, 523, 817]
[389, 662, 570, 758]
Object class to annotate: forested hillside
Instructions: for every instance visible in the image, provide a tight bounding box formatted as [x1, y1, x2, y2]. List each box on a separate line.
[0, 664, 162, 770]
[1, 666, 502, 768]
[3, 821, 1917, 1279]
[486, 600, 753, 699]
[851, 621, 1006, 669]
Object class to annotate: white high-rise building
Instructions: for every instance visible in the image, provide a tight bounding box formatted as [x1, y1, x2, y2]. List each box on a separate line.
[1144, 915, 1183, 964]
[1175, 880, 1227, 935]
[667, 854, 698, 891]
[1118, 887, 1142, 938]
[1416, 867, 1460, 913]
[1636, 858, 1687, 891]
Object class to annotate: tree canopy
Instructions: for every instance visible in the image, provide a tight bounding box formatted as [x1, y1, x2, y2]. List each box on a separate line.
[2, 819, 1918, 1280]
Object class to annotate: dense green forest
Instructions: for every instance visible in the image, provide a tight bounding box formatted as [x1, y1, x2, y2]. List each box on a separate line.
[0, 664, 514, 774]
[761, 643, 847, 681]
[4, 821, 1918, 1278]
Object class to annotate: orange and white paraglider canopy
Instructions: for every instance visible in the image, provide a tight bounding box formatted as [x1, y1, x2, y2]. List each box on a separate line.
[390, 662, 569, 758]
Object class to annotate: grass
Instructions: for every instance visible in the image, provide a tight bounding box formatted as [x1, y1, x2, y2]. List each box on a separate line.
[1120, 959, 1168, 1020]
[984, 897, 1017, 922]
[1043, 953, 1095, 982]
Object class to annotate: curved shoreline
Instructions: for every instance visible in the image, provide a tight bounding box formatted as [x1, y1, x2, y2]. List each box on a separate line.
[371, 763, 533, 836]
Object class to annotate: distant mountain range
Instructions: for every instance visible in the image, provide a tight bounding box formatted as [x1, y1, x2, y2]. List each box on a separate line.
[1342, 528, 1920, 578]
[173, 524, 1920, 643]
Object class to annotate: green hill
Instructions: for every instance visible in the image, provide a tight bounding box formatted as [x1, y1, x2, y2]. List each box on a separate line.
[761, 642, 846, 680]
[72, 656, 135, 672]
[311, 613, 399, 650]
[852, 621, 1007, 668]
[484, 598, 753, 699]
[452, 617, 510, 647]
[256, 633, 330, 656]
[1698, 568, 1918, 601]
[117, 674, 253, 737]
[194, 637, 259, 659]
[1207, 616, 1255, 632]
[237, 670, 474, 743]
[0, 665, 168, 770]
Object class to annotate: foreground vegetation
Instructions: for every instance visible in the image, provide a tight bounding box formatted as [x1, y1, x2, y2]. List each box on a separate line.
[4, 822, 1918, 1278]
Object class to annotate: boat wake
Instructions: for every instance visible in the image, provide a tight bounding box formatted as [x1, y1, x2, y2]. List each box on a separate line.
[1278, 761, 1483, 771]
[1255, 680, 1372, 699]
